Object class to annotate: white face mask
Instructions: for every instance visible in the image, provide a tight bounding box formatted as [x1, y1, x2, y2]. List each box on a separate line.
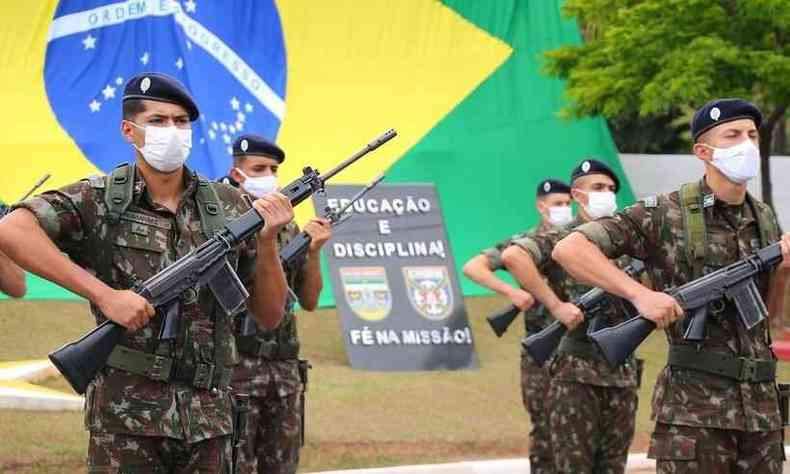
[581, 191, 617, 219]
[129, 122, 191, 173]
[704, 140, 760, 184]
[548, 206, 573, 226]
[236, 168, 278, 198]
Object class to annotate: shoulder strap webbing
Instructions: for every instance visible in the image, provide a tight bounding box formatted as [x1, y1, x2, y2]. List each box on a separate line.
[680, 182, 707, 279]
[746, 195, 780, 248]
[104, 163, 136, 224]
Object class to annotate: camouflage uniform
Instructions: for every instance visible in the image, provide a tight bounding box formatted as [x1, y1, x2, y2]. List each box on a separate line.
[513, 216, 639, 474]
[576, 179, 784, 473]
[482, 220, 556, 473]
[16, 166, 255, 473]
[231, 221, 308, 474]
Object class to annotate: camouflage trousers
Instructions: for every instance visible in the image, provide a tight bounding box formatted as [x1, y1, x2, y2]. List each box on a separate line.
[549, 381, 637, 474]
[648, 422, 784, 473]
[87, 431, 231, 473]
[236, 386, 302, 474]
[521, 350, 555, 474]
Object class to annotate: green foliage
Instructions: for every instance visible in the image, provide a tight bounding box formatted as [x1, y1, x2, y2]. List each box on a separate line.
[546, 0, 790, 121]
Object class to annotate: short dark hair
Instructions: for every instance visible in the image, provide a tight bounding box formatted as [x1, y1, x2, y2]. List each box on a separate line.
[122, 99, 147, 121]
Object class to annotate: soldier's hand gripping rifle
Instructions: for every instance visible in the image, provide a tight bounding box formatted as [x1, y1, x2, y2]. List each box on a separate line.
[522, 260, 645, 366]
[0, 173, 51, 218]
[589, 243, 783, 368]
[239, 174, 386, 336]
[49, 130, 397, 394]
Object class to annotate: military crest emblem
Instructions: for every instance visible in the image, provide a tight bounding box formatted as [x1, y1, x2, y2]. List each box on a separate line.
[403, 266, 453, 320]
[339, 266, 392, 321]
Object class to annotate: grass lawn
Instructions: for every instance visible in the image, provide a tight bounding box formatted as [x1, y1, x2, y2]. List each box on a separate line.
[2, 296, 790, 472]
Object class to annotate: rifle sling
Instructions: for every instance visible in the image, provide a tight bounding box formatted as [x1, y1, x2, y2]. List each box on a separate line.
[668, 345, 775, 383]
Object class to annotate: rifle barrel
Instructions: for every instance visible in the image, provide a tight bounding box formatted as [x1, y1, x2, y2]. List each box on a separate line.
[320, 130, 396, 183]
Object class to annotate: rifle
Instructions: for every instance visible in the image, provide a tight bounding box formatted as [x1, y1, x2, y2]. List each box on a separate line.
[0, 173, 51, 217]
[239, 174, 386, 336]
[48, 130, 396, 394]
[589, 243, 782, 368]
[522, 260, 645, 366]
[486, 304, 522, 338]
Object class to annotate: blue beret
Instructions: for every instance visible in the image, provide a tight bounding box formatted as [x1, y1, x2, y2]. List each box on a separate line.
[691, 98, 762, 141]
[536, 178, 571, 197]
[123, 72, 199, 121]
[570, 158, 620, 193]
[232, 134, 285, 163]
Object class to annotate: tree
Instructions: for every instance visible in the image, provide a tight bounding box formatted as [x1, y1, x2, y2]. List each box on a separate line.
[545, 0, 790, 208]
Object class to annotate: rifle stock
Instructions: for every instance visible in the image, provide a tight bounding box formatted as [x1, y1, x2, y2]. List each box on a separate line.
[486, 304, 520, 337]
[48, 131, 396, 394]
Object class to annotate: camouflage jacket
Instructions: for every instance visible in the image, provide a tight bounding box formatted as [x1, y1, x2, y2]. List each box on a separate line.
[16, 166, 256, 442]
[576, 178, 782, 431]
[512, 216, 639, 388]
[231, 217, 308, 398]
[482, 220, 554, 334]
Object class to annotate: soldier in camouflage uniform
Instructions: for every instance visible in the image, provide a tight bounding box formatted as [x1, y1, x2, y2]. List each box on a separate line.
[463, 178, 572, 473]
[0, 73, 294, 473]
[500, 160, 640, 474]
[0, 201, 25, 297]
[553, 98, 790, 473]
[223, 134, 332, 474]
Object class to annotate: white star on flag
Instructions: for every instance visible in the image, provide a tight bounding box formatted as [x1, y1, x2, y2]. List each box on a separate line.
[230, 97, 240, 110]
[244, 103, 253, 113]
[101, 85, 116, 100]
[229, 125, 236, 133]
[89, 99, 101, 112]
[227, 146, 233, 155]
[234, 121, 243, 130]
[186, 40, 192, 51]
[199, 138, 205, 144]
[140, 52, 150, 65]
[175, 57, 184, 69]
[222, 134, 231, 144]
[184, 0, 197, 13]
[220, 122, 228, 131]
[211, 121, 218, 130]
[236, 112, 246, 123]
[82, 34, 97, 50]
[208, 129, 216, 140]
[115, 76, 124, 86]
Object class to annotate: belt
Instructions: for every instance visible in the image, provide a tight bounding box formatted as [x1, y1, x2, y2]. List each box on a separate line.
[236, 337, 300, 360]
[668, 345, 776, 383]
[557, 338, 602, 359]
[106, 345, 233, 390]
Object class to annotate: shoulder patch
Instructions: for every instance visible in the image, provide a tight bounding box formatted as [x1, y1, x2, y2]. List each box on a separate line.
[642, 195, 658, 208]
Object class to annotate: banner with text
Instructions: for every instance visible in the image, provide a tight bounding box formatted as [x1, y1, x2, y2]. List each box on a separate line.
[314, 183, 478, 371]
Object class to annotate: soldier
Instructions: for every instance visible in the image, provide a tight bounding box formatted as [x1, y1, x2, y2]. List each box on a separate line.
[499, 160, 640, 474]
[553, 98, 790, 473]
[224, 134, 332, 474]
[0, 72, 294, 472]
[463, 178, 572, 473]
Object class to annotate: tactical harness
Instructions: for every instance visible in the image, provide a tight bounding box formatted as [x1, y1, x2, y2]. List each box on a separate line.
[670, 181, 779, 383]
[92, 163, 235, 390]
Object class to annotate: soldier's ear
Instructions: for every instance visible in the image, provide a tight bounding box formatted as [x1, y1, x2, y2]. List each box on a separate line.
[120, 120, 136, 144]
[693, 142, 713, 163]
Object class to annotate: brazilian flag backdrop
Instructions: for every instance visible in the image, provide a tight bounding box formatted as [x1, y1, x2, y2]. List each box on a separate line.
[0, 1, 633, 306]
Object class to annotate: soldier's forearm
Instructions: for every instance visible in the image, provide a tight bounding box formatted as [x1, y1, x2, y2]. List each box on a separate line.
[501, 246, 561, 310]
[297, 251, 323, 311]
[249, 236, 288, 330]
[463, 256, 520, 300]
[0, 209, 111, 304]
[0, 249, 26, 298]
[767, 268, 790, 319]
[553, 232, 645, 301]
